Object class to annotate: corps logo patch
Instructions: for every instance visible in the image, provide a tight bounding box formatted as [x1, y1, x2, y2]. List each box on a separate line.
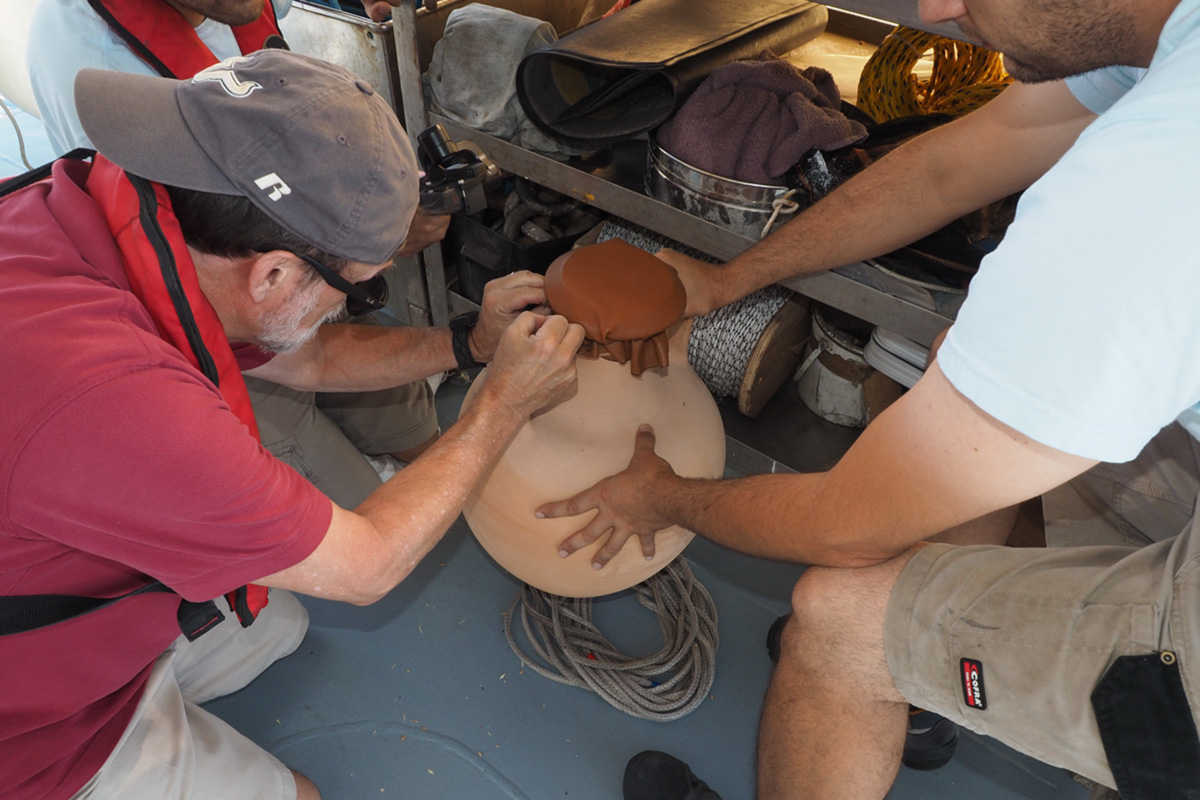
[960, 658, 987, 710]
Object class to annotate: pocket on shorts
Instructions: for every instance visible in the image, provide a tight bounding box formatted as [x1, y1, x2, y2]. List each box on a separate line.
[265, 436, 317, 483]
[1091, 651, 1200, 800]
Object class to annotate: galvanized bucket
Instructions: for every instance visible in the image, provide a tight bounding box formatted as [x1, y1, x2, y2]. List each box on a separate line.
[645, 138, 793, 240]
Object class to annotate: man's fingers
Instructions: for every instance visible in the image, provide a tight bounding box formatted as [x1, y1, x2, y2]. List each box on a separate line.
[633, 424, 657, 454]
[532, 313, 567, 339]
[638, 534, 657, 562]
[536, 488, 589, 522]
[510, 310, 542, 336]
[590, 527, 636, 569]
[488, 269, 544, 288]
[555, 514, 612, 558]
[493, 286, 548, 314]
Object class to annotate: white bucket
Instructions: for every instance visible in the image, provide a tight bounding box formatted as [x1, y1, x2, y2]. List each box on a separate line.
[795, 305, 874, 428]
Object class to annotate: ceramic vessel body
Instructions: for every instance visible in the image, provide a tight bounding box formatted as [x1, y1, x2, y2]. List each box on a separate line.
[461, 330, 725, 597]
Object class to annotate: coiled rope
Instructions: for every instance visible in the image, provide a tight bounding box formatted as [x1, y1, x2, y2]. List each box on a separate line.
[504, 557, 719, 722]
[856, 26, 1011, 123]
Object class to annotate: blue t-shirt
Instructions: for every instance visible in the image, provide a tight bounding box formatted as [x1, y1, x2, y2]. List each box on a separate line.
[937, 0, 1200, 463]
[28, 0, 292, 154]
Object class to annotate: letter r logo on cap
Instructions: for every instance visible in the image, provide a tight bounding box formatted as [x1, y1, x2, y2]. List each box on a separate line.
[255, 173, 291, 202]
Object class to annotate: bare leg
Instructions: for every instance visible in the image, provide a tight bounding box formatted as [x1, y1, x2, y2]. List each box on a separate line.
[293, 770, 321, 800]
[757, 551, 918, 800]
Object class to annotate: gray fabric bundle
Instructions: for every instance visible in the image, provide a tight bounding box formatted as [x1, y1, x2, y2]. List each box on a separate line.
[425, 6, 588, 158]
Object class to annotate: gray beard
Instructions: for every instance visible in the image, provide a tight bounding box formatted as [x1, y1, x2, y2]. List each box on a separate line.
[254, 284, 346, 354]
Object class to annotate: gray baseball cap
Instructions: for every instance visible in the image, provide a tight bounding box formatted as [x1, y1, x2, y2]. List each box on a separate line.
[75, 49, 418, 264]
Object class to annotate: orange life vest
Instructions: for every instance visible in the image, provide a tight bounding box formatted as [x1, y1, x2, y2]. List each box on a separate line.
[85, 0, 285, 78]
[86, 155, 271, 627]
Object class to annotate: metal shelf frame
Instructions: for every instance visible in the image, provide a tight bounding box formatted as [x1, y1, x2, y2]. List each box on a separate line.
[391, 2, 956, 346]
[384, 0, 977, 473]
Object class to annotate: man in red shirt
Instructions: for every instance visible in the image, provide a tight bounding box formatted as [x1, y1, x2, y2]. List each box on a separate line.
[0, 50, 583, 800]
[28, 0, 457, 512]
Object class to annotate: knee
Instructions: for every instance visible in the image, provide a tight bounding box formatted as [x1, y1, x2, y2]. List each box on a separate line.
[781, 556, 910, 669]
[787, 566, 865, 646]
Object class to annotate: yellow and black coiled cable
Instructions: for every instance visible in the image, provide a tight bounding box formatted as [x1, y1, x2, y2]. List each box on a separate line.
[856, 26, 1011, 122]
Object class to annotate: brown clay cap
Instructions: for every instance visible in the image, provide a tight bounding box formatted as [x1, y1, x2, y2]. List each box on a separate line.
[545, 239, 686, 341]
[545, 239, 686, 375]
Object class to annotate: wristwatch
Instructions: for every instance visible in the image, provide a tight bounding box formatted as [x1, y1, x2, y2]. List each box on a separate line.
[449, 311, 483, 370]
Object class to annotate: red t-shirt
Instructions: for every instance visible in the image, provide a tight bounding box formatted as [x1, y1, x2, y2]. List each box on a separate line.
[0, 162, 332, 799]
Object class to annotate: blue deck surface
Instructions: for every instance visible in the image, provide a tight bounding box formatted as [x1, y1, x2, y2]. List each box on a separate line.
[204, 381, 1089, 800]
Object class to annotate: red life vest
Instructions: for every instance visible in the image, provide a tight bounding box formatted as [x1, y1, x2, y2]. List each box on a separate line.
[85, 0, 285, 78]
[85, 155, 271, 627]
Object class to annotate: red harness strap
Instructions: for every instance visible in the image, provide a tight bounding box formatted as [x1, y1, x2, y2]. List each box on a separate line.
[85, 155, 270, 626]
[85, 0, 284, 78]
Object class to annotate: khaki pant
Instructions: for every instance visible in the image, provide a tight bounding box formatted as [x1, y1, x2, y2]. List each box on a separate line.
[71, 592, 310, 800]
[885, 423, 1200, 792]
[247, 376, 437, 510]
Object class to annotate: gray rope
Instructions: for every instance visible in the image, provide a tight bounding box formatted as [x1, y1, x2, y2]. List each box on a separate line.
[688, 285, 790, 397]
[503, 557, 719, 722]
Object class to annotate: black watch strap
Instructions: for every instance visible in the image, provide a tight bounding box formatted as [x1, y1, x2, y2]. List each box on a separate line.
[450, 312, 482, 370]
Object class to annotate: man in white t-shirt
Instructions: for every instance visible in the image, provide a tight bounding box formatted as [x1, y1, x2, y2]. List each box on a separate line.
[541, 0, 1200, 797]
[28, 0, 461, 512]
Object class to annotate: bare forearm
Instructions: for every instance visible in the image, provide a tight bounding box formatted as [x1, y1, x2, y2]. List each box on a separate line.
[658, 471, 906, 568]
[350, 384, 524, 590]
[710, 81, 1093, 309]
[257, 323, 458, 392]
[714, 135, 990, 307]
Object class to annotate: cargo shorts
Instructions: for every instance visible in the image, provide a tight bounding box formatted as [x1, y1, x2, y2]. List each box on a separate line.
[884, 423, 1200, 792]
[70, 591, 310, 800]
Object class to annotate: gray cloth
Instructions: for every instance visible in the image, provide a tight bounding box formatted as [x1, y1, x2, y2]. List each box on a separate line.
[657, 58, 867, 185]
[425, 5, 588, 158]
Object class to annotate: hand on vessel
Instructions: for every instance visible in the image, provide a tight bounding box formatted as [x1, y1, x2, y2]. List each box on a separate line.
[470, 271, 551, 362]
[654, 249, 724, 318]
[539, 425, 678, 569]
[481, 312, 583, 419]
[396, 208, 451, 258]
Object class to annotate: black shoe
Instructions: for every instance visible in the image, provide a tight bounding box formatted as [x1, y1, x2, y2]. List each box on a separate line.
[766, 613, 789, 662]
[623, 751, 724, 800]
[902, 707, 959, 770]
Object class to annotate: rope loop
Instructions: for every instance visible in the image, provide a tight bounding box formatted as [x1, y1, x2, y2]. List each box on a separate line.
[503, 557, 719, 722]
[761, 189, 800, 239]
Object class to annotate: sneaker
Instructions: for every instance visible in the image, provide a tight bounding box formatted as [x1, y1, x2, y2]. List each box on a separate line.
[623, 751, 724, 800]
[902, 707, 959, 770]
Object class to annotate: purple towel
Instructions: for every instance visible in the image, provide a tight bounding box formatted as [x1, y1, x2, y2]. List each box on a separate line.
[657, 58, 868, 185]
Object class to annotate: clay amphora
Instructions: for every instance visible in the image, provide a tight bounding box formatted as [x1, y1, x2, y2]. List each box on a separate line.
[460, 239, 726, 597]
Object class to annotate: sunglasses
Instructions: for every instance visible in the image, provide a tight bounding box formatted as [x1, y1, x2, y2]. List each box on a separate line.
[291, 251, 389, 317]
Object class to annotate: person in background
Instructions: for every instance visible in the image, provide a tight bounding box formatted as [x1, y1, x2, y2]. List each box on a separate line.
[541, 0, 1200, 798]
[28, 0, 457, 510]
[0, 50, 584, 800]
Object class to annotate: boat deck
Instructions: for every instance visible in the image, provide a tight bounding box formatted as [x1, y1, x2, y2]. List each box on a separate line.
[206, 379, 1088, 800]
